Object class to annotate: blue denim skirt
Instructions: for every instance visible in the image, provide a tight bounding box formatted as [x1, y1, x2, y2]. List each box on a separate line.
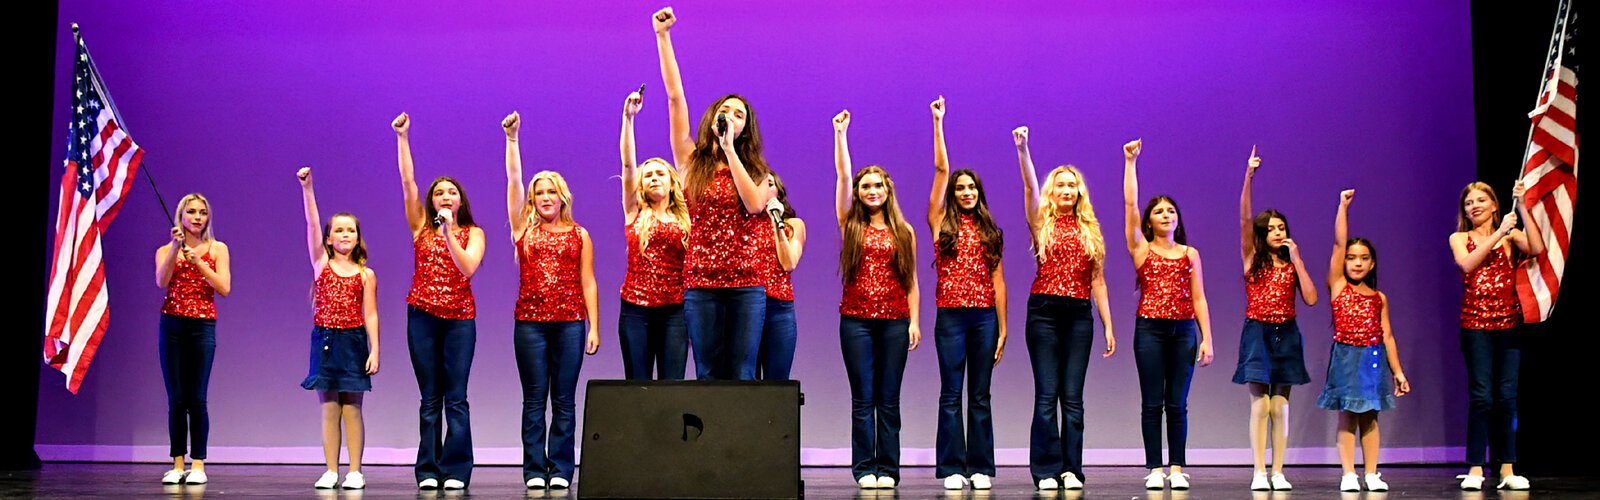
[301, 326, 373, 392]
[1232, 319, 1311, 385]
[1316, 342, 1395, 413]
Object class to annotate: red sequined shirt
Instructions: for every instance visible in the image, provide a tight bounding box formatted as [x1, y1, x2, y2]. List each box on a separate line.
[1245, 263, 1297, 324]
[1460, 236, 1521, 330]
[761, 224, 795, 301]
[935, 214, 996, 308]
[1030, 215, 1094, 300]
[685, 168, 765, 289]
[516, 224, 587, 322]
[1332, 285, 1384, 347]
[314, 265, 365, 329]
[840, 226, 909, 319]
[406, 229, 476, 320]
[1137, 248, 1196, 320]
[621, 217, 687, 307]
[161, 251, 217, 319]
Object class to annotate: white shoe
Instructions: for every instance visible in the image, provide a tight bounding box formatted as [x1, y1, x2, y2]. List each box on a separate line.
[442, 478, 466, 490]
[1169, 472, 1190, 490]
[1340, 473, 1361, 492]
[1270, 473, 1292, 491]
[875, 476, 896, 489]
[1036, 477, 1059, 490]
[1364, 472, 1388, 492]
[161, 469, 186, 485]
[527, 477, 547, 489]
[970, 473, 991, 490]
[549, 477, 571, 489]
[1251, 471, 1270, 491]
[1060, 471, 1083, 490]
[943, 474, 967, 490]
[1144, 470, 1166, 490]
[1457, 474, 1484, 491]
[314, 470, 338, 489]
[857, 474, 877, 489]
[1498, 475, 1530, 490]
[342, 471, 365, 490]
[184, 470, 208, 485]
[418, 478, 439, 490]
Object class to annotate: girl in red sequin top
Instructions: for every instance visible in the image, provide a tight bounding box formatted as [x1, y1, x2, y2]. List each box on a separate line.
[617, 90, 691, 381]
[296, 168, 379, 490]
[834, 110, 920, 489]
[655, 7, 775, 381]
[1121, 139, 1213, 488]
[1318, 189, 1409, 492]
[152, 193, 231, 485]
[393, 113, 485, 489]
[757, 172, 807, 380]
[1234, 147, 1319, 490]
[1014, 126, 1114, 490]
[505, 114, 600, 487]
[1449, 181, 1544, 488]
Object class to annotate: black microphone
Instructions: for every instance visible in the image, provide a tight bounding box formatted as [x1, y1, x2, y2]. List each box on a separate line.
[716, 112, 728, 137]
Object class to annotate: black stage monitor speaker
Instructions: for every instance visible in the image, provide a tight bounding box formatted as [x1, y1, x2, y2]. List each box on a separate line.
[577, 380, 802, 499]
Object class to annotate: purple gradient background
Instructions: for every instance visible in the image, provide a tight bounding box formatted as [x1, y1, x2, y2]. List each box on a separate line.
[42, 0, 1476, 460]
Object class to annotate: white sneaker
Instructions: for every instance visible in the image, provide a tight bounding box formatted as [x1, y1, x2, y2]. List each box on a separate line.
[1036, 477, 1059, 490]
[1457, 474, 1484, 491]
[1251, 471, 1270, 491]
[1060, 471, 1083, 490]
[970, 473, 991, 490]
[857, 474, 877, 489]
[1270, 473, 1292, 491]
[442, 478, 466, 490]
[1498, 475, 1530, 490]
[526, 477, 546, 489]
[875, 476, 896, 489]
[161, 469, 186, 485]
[943, 474, 967, 490]
[1169, 472, 1190, 490]
[1144, 470, 1166, 490]
[184, 470, 208, 485]
[549, 477, 571, 489]
[342, 471, 365, 490]
[1364, 472, 1388, 492]
[418, 478, 439, 490]
[1340, 473, 1361, 492]
[314, 470, 338, 489]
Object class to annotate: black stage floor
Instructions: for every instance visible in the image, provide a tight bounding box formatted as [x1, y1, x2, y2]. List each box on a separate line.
[2, 463, 1594, 499]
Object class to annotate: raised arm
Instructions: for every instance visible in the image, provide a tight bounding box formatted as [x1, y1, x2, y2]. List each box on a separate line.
[1015, 127, 1042, 232]
[1122, 139, 1147, 261]
[927, 96, 950, 232]
[1240, 145, 1259, 269]
[298, 167, 327, 276]
[833, 110, 853, 226]
[621, 91, 644, 220]
[394, 113, 425, 236]
[1328, 189, 1354, 294]
[653, 7, 693, 172]
[504, 112, 528, 240]
[1511, 180, 1546, 256]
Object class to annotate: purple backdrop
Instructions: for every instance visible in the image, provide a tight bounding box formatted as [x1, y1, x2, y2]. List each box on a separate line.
[41, 0, 1477, 465]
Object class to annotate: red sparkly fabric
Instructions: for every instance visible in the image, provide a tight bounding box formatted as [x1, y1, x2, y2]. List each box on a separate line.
[516, 225, 586, 322]
[314, 265, 365, 329]
[161, 251, 217, 319]
[1245, 263, 1297, 323]
[760, 224, 795, 301]
[1332, 285, 1384, 347]
[1460, 236, 1521, 330]
[1029, 214, 1093, 300]
[621, 217, 686, 307]
[405, 229, 476, 320]
[840, 226, 909, 319]
[1137, 249, 1196, 320]
[685, 168, 764, 289]
[935, 214, 995, 308]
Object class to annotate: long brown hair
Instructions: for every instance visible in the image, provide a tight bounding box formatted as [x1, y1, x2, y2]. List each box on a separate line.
[683, 94, 771, 202]
[840, 165, 916, 289]
[935, 169, 1002, 269]
[1247, 209, 1291, 278]
[1140, 195, 1186, 245]
[323, 213, 369, 266]
[421, 176, 476, 233]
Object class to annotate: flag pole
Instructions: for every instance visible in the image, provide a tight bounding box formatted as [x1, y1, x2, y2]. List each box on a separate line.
[75, 24, 174, 227]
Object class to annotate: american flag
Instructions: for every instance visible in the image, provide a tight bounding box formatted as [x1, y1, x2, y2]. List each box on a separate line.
[1517, 0, 1579, 323]
[44, 28, 144, 393]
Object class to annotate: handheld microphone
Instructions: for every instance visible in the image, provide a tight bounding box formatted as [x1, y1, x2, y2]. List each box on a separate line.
[716, 113, 728, 137]
[769, 206, 786, 230]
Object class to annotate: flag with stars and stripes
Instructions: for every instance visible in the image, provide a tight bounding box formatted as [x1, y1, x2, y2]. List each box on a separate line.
[1517, 0, 1580, 323]
[44, 28, 144, 393]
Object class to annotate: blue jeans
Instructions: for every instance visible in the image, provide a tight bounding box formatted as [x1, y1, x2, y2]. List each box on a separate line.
[935, 307, 998, 478]
[1024, 295, 1095, 481]
[617, 301, 688, 380]
[759, 298, 798, 380]
[1134, 317, 1198, 469]
[1462, 327, 1522, 466]
[684, 287, 765, 380]
[159, 314, 215, 460]
[514, 320, 587, 481]
[407, 306, 477, 484]
[839, 315, 910, 481]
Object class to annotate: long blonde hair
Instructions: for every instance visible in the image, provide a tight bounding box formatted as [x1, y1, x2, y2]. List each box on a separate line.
[523, 170, 576, 228]
[633, 157, 690, 250]
[174, 193, 216, 241]
[1457, 181, 1501, 233]
[840, 165, 916, 289]
[1034, 166, 1105, 267]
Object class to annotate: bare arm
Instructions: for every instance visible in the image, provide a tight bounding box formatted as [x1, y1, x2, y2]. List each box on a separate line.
[362, 268, 381, 376]
[906, 232, 921, 351]
[1092, 264, 1116, 357]
[621, 91, 644, 220]
[1123, 139, 1147, 263]
[1328, 190, 1354, 295]
[1288, 240, 1319, 306]
[298, 168, 327, 276]
[1510, 180, 1546, 256]
[195, 242, 232, 297]
[505, 112, 529, 240]
[775, 218, 807, 272]
[928, 97, 949, 233]
[1015, 127, 1042, 233]
[154, 231, 182, 288]
[581, 228, 601, 355]
[1190, 248, 1213, 367]
[653, 8, 693, 172]
[833, 110, 853, 226]
[1380, 292, 1409, 396]
[720, 131, 770, 214]
[1240, 146, 1259, 271]
[442, 225, 487, 279]
[393, 113, 426, 236]
[992, 260, 1009, 365]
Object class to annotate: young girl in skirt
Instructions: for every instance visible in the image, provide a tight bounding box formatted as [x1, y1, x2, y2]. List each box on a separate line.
[1320, 189, 1410, 492]
[297, 167, 380, 490]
